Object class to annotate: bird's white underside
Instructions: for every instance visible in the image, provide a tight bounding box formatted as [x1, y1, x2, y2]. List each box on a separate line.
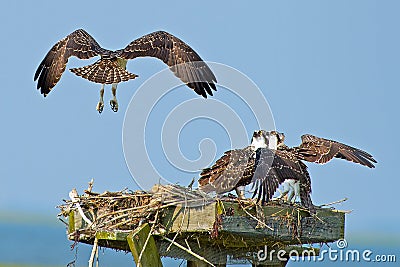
[278, 179, 300, 203]
[268, 132, 300, 202]
[267, 134, 278, 150]
[251, 136, 268, 150]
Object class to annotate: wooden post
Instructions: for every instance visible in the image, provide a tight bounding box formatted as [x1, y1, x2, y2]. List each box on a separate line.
[127, 223, 163, 267]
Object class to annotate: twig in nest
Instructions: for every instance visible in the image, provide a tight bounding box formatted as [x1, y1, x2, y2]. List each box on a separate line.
[238, 200, 273, 231]
[94, 203, 153, 221]
[86, 179, 94, 194]
[162, 236, 215, 267]
[210, 214, 222, 238]
[166, 189, 189, 252]
[184, 239, 192, 251]
[69, 189, 92, 225]
[187, 177, 195, 190]
[333, 209, 353, 214]
[70, 230, 80, 250]
[196, 237, 201, 249]
[255, 204, 266, 229]
[319, 198, 348, 207]
[137, 210, 159, 266]
[287, 203, 325, 224]
[58, 217, 68, 226]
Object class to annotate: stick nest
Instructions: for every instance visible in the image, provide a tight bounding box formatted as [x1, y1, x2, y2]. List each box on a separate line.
[58, 184, 214, 234]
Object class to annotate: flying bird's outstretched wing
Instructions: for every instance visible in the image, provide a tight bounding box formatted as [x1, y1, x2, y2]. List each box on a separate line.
[34, 29, 106, 96]
[119, 31, 217, 98]
[251, 148, 309, 204]
[198, 147, 255, 194]
[295, 134, 377, 168]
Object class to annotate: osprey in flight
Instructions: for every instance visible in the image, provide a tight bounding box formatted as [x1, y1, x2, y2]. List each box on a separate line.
[34, 29, 217, 113]
[198, 130, 376, 213]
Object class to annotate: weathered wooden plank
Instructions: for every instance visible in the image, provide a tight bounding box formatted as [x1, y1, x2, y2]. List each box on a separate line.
[96, 231, 130, 241]
[127, 223, 163, 267]
[68, 210, 89, 234]
[162, 204, 216, 232]
[66, 200, 345, 265]
[221, 214, 344, 243]
[161, 202, 344, 245]
[69, 201, 344, 245]
[68, 211, 75, 234]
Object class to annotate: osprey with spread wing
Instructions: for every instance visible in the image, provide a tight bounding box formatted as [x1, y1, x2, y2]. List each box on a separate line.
[34, 29, 217, 113]
[198, 130, 377, 213]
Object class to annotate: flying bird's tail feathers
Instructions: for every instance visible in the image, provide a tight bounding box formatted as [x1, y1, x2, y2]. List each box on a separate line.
[70, 59, 137, 84]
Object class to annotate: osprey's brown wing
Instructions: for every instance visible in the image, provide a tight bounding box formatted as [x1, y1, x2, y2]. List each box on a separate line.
[297, 161, 315, 213]
[277, 145, 315, 213]
[119, 31, 217, 98]
[198, 146, 255, 194]
[34, 29, 105, 96]
[251, 148, 309, 204]
[295, 134, 377, 168]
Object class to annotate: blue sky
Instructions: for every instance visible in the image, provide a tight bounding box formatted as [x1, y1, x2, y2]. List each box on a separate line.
[1, 0, 399, 265]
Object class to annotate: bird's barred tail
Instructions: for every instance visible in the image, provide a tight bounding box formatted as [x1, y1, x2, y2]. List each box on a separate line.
[70, 59, 138, 84]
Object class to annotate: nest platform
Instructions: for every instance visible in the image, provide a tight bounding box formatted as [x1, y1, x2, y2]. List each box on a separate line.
[58, 184, 345, 266]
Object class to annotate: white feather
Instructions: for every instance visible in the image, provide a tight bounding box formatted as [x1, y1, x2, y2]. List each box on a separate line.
[251, 136, 267, 149]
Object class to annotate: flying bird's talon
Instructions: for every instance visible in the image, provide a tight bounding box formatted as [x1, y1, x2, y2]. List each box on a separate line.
[110, 99, 118, 112]
[96, 102, 104, 113]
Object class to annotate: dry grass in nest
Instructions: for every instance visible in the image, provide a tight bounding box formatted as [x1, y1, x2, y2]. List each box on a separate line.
[58, 183, 214, 235]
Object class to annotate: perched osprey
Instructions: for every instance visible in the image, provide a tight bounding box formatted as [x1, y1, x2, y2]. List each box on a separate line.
[270, 131, 377, 205]
[34, 29, 217, 113]
[198, 130, 315, 212]
[199, 130, 377, 213]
